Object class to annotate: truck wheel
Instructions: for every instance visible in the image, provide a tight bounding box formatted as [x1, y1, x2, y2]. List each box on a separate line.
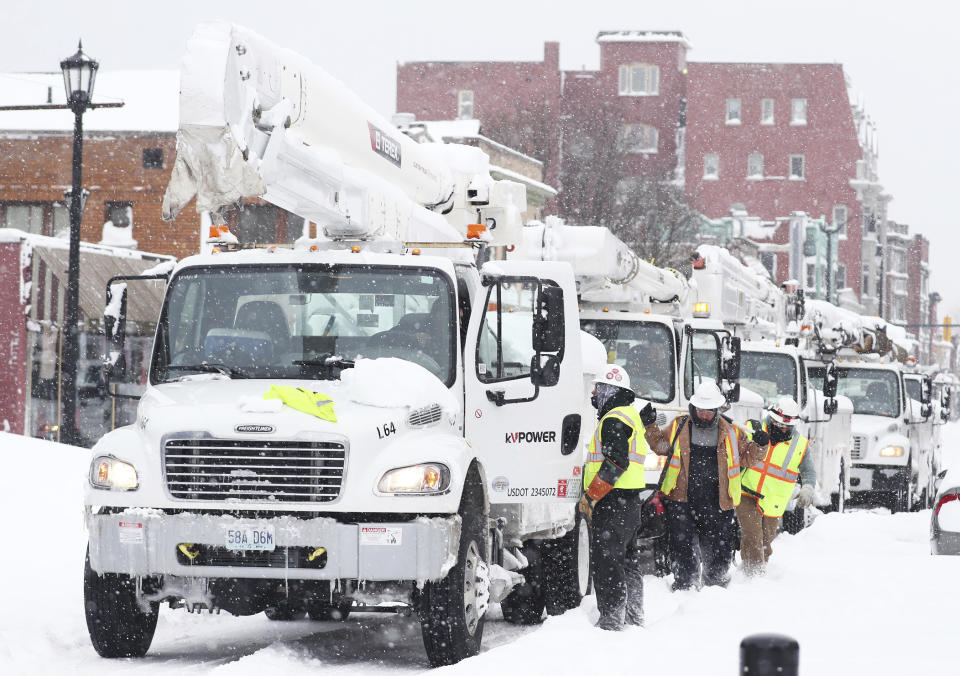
[781, 506, 805, 534]
[652, 534, 671, 577]
[307, 600, 352, 621]
[418, 467, 488, 667]
[84, 548, 158, 658]
[542, 512, 591, 615]
[891, 471, 913, 513]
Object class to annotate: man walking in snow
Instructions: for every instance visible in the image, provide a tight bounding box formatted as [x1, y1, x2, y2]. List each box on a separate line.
[641, 381, 767, 590]
[737, 396, 816, 575]
[578, 365, 650, 630]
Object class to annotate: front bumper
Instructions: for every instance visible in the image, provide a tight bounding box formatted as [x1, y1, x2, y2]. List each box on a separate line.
[86, 509, 460, 582]
[848, 465, 908, 492]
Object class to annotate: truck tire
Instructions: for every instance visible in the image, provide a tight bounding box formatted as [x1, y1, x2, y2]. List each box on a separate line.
[84, 548, 158, 658]
[891, 470, 913, 513]
[418, 467, 487, 667]
[781, 506, 805, 534]
[500, 542, 546, 624]
[542, 512, 591, 615]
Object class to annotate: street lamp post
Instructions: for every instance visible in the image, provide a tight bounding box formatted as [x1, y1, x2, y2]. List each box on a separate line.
[819, 217, 842, 305]
[59, 42, 99, 447]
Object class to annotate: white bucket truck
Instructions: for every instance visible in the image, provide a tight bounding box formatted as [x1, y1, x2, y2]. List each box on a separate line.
[84, 23, 589, 666]
[690, 246, 854, 525]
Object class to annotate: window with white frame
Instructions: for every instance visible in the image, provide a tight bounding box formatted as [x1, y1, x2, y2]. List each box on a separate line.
[621, 123, 659, 153]
[791, 98, 807, 125]
[789, 154, 805, 179]
[704, 153, 719, 180]
[863, 274, 870, 295]
[726, 98, 742, 125]
[618, 64, 660, 96]
[761, 98, 774, 125]
[458, 90, 474, 119]
[747, 153, 764, 178]
[836, 263, 847, 290]
[833, 204, 848, 236]
[806, 263, 816, 289]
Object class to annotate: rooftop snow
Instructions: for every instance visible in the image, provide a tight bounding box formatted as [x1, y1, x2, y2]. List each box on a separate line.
[596, 30, 691, 48]
[0, 70, 180, 132]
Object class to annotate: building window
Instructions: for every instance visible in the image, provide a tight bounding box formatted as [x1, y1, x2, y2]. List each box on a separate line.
[104, 202, 132, 227]
[725, 98, 741, 125]
[789, 155, 805, 180]
[457, 90, 474, 119]
[863, 274, 870, 295]
[806, 263, 816, 290]
[761, 98, 774, 125]
[791, 98, 807, 125]
[2, 203, 45, 235]
[142, 148, 163, 169]
[621, 123, 659, 153]
[747, 153, 764, 178]
[618, 64, 660, 96]
[833, 204, 848, 236]
[836, 263, 847, 290]
[703, 153, 719, 180]
[893, 296, 907, 323]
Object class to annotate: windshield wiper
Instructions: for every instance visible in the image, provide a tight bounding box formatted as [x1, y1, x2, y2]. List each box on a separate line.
[165, 363, 250, 379]
[294, 354, 356, 376]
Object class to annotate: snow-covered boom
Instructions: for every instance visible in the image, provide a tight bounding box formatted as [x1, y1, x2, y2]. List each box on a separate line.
[161, 22, 526, 247]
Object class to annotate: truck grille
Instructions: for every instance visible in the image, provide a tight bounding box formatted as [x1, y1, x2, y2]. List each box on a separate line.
[851, 436, 865, 460]
[164, 438, 346, 503]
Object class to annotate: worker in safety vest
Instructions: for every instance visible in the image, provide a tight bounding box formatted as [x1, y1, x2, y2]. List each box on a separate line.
[641, 381, 767, 590]
[736, 396, 816, 575]
[578, 364, 650, 630]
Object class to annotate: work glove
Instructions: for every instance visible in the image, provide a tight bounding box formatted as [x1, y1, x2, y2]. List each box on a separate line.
[751, 428, 770, 447]
[639, 401, 658, 426]
[578, 493, 596, 519]
[795, 484, 815, 508]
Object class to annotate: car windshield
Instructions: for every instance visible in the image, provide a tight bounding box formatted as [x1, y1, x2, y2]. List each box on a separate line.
[836, 367, 901, 417]
[740, 351, 797, 405]
[580, 319, 675, 403]
[152, 264, 456, 385]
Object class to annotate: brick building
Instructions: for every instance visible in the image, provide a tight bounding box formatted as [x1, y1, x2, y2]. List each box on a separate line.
[397, 31, 878, 308]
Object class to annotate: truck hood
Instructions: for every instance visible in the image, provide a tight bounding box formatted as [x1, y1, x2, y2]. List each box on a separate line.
[850, 414, 904, 439]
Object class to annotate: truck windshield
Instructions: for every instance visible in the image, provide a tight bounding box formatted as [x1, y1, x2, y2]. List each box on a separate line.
[152, 264, 456, 385]
[580, 319, 675, 403]
[836, 367, 901, 418]
[905, 378, 922, 402]
[740, 352, 797, 405]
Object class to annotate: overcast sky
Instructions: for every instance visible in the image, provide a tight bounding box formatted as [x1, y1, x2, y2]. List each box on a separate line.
[5, 0, 959, 315]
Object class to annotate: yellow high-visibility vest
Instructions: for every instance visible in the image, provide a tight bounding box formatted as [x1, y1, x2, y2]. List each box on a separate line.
[742, 421, 809, 517]
[660, 416, 743, 506]
[264, 385, 337, 422]
[584, 405, 648, 490]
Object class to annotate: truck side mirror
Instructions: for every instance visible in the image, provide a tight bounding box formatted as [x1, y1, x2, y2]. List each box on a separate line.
[921, 377, 933, 405]
[921, 403, 933, 419]
[104, 281, 129, 383]
[823, 398, 838, 415]
[720, 335, 741, 381]
[823, 362, 839, 399]
[533, 284, 564, 354]
[530, 353, 561, 388]
[723, 382, 741, 404]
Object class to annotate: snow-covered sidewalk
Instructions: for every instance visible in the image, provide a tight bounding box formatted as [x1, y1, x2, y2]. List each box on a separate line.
[2, 432, 958, 674]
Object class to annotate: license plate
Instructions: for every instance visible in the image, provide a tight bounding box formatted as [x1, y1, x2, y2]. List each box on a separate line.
[225, 524, 276, 551]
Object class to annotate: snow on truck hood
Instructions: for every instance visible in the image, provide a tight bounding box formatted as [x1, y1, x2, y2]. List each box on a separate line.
[145, 358, 456, 421]
[850, 413, 904, 438]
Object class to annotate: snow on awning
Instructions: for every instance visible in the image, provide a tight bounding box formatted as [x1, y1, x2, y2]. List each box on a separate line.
[29, 240, 172, 326]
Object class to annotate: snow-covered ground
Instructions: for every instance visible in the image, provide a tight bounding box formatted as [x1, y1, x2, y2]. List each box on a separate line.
[4, 426, 960, 674]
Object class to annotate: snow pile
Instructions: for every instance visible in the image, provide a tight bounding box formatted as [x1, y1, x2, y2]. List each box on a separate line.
[340, 357, 456, 413]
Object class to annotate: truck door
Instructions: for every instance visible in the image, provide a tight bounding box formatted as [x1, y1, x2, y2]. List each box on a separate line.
[463, 260, 583, 504]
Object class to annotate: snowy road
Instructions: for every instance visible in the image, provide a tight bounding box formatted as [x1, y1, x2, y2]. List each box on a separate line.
[3, 429, 959, 675]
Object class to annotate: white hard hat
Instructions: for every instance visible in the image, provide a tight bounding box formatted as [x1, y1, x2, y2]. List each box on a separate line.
[594, 364, 631, 390]
[689, 381, 726, 409]
[767, 396, 801, 427]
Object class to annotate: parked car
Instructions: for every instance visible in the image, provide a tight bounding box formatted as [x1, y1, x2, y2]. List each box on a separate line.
[930, 469, 960, 554]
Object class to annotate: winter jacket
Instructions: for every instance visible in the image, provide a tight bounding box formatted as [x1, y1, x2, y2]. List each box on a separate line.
[644, 415, 766, 510]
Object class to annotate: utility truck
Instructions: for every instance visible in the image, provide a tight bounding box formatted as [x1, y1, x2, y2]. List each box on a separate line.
[804, 302, 936, 511]
[689, 246, 854, 524]
[84, 22, 590, 666]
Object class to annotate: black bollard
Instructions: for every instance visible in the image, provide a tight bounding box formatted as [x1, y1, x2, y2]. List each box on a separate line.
[740, 633, 799, 675]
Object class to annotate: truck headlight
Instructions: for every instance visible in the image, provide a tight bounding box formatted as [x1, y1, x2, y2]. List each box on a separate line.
[377, 463, 450, 495]
[90, 455, 139, 491]
[644, 454, 667, 471]
[879, 445, 904, 458]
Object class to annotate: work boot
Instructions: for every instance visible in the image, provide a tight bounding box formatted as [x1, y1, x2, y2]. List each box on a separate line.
[595, 615, 624, 631]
